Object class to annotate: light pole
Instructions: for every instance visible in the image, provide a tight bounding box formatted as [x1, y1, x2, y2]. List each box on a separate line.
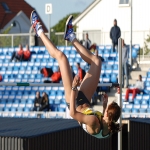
[45, 3, 52, 38]
[11, 20, 21, 33]
[130, 0, 132, 66]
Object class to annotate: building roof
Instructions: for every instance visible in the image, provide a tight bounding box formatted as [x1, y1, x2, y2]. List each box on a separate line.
[73, 0, 101, 25]
[0, 0, 47, 32]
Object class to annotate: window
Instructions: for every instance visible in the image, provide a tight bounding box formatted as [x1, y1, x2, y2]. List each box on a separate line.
[1, 2, 11, 13]
[119, 0, 129, 4]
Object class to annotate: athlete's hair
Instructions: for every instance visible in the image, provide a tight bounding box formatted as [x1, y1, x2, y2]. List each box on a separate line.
[107, 101, 121, 134]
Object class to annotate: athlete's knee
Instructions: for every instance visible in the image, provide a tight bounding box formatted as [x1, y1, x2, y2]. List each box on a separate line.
[92, 55, 101, 66]
[56, 50, 66, 59]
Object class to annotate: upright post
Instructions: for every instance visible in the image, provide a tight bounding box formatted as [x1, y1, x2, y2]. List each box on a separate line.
[118, 38, 122, 150]
[130, 0, 133, 66]
[45, 3, 52, 39]
[12, 35, 13, 48]
[48, 14, 51, 39]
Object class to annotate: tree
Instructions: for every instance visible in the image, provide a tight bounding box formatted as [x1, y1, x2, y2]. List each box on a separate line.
[0, 26, 12, 47]
[50, 13, 80, 45]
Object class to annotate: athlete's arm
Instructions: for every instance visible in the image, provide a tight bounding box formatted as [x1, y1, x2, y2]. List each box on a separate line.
[70, 76, 98, 126]
[102, 94, 108, 114]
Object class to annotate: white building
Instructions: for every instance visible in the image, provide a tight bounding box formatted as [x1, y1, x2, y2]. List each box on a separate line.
[73, 0, 150, 47]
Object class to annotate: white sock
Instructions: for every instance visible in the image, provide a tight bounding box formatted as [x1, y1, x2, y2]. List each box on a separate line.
[68, 33, 76, 42]
[37, 23, 43, 36]
[37, 28, 43, 37]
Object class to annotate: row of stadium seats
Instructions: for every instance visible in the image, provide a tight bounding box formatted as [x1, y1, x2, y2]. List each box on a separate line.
[123, 104, 150, 113]
[0, 112, 65, 118]
[0, 44, 140, 53]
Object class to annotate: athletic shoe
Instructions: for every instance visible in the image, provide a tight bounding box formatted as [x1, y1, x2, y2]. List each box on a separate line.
[64, 15, 75, 42]
[30, 10, 42, 37]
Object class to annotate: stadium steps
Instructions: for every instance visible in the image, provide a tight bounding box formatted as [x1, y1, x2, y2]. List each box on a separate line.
[130, 71, 147, 79]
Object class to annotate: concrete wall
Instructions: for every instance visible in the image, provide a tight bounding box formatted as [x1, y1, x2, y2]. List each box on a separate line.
[76, 0, 150, 47]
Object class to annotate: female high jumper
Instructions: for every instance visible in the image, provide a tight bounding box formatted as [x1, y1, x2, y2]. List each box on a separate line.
[30, 10, 121, 139]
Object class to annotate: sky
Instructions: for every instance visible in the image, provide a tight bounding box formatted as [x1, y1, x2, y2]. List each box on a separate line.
[25, 0, 94, 29]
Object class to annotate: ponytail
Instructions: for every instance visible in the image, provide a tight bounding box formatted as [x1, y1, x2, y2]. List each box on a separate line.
[108, 120, 121, 134]
[107, 102, 121, 133]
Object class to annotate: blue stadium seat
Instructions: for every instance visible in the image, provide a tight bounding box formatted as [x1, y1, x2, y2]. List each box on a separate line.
[37, 54, 44, 59]
[21, 62, 28, 67]
[57, 107, 66, 112]
[50, 90, 56, 99]
[43, 54, 50, 59]
[32, 86, 39, 92]
[22, 93, 29, 100]
[5, 86, 12, 92]
[98, 45, 105, 51]
[107, 58, 114, 65]
[51, 87, 59, 91]
[12, 66, 19, 74]
[25, 87, 32, 93]
[98, 49, 103, 57]
[136, 95, 142, 101]
[3, 94, 9, 100]
[29, 113, 37, 118]
[123, 108, 131, 113]
[15, 112, 22, 118]
[132, 104, 140, 113]
[24, 107, 30, 112]
[6, 102, 12, 108]
[111, 73, 117, 83]
[16, 93, 22, 99]
[126, 104, 133, 109]
[132, 108, 139, 113]
[49, 99, 54, 105]
[45, 87, 51, 91]
[147, 108, 150, 113]
[102, 74, 110, 83]
[4, 107, 10, 112]
[50, 104, 58, 111]
[10, 107, 17, 112]
[3, 112, 9, 117]
[0, 107, 3, 111]
[17, 107, 24, 112]
[132, 48, 137, 59]
[133, 44, 140, 51]
[134, 99, 141, 105]
[103, 50, 110, 59]
[141, 100, 148, 105]
[41, 62, 47, 67]
[9, 93, 16, 100]
[76, 57, 82, 63]
[52, 66, 58, 73]
[139, 104, 148, 113]
[105, 65, 112, 74]
[39, 86, 45, 92]
[54, 100, 61, 104]
[142, 94, 150, 100]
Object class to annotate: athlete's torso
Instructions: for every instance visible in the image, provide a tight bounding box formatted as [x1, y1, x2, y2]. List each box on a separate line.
[79, 108, 110, 139]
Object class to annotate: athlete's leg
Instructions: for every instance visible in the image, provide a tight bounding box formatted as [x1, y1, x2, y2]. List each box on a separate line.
[30, 10, 73, 103]
[64, 15, 101, 101]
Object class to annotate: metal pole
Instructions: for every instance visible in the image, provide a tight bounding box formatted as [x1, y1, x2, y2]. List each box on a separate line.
[48, 14, 51, 38]
[130, 0, 133, 66]
[12, 35, 13, 48]
[118, 38, 122, 150]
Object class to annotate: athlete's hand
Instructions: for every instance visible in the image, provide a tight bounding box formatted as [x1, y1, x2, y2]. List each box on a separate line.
[72, 75, 82, 88]
[102, 94, 108, 109]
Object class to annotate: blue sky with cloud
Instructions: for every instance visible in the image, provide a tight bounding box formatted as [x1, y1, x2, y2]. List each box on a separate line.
[25, 0, 94, 29]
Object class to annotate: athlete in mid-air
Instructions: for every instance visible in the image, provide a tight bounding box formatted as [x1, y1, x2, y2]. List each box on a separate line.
[30, 10, 121, 139]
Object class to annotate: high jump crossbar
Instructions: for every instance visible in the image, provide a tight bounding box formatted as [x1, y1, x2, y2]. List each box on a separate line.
[0, 82, 119, 87]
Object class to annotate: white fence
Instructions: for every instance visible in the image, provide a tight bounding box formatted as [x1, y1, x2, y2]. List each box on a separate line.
[0, 30, 150, 57]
